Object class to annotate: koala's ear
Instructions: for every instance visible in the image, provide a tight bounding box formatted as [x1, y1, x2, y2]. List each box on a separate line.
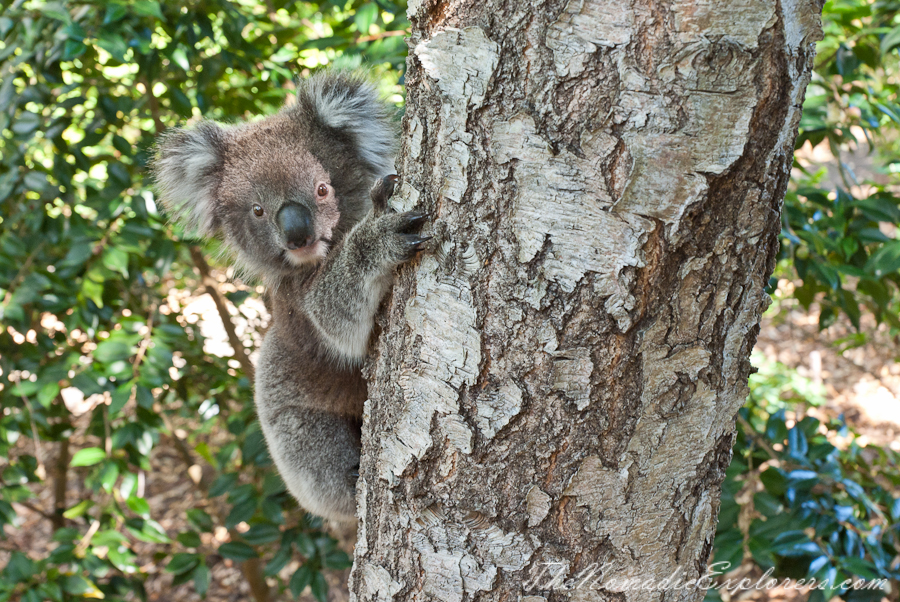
[296, 71, 396, 178]
[151, 121, 226, 237]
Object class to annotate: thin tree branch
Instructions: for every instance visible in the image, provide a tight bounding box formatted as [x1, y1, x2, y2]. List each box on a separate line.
[189, 246, 255, 381]
[1, 242, 45, 307]
[52, 436, 69, 531]
[11, 375, 46, 479]
[356, 29, 408, 43]
[15, 500, 56, 522]
[737, 413, 781, 468]
[143, 75, 165, 136]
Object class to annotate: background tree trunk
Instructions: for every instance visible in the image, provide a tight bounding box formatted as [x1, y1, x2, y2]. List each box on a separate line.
[352, 1, 823, 600]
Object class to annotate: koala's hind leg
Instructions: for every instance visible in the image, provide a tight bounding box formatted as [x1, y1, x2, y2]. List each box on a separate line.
[260, 407, 360, 522]
[305, 175, 430, 362]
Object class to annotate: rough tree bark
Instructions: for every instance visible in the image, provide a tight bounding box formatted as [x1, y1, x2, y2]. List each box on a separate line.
[351, 1, 823, 600]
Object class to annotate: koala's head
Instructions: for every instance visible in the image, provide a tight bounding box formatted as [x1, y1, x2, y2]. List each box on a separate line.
[151, 72, 395, 280]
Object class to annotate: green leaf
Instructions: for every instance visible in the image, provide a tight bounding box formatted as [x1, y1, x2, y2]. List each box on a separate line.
[63, 39, 87, 60]
[225, 498, 257, 529]
[177, 530, 202, 548]
[12, 112, 41, 135]
[6, 552, 36, 581]
[70, 447, 106, 467]
[880, 24, 900, 55]
[109, 382, 132, 415]
[61, 575, 97, 595]
[289, 564, 315, 597]
[265, 545, 292, 576]
[39, 2, 71, 23]
[839, 557, 880, 580]
[310, 569, 328, 602]
[94, 339, 133, 363]
[218, 541, 258, 561]
[193, 564, 210, 597]
[120, 472, 138, 499]
[96, 31, 128, 62]
[187, 508, 215, 532]
[209, 473, 238, 497]
[103, 4, 128, 24]
[355, 3, 378, 34]
[133, 0, 164, 20]
[37, 381, 60, 407]
[128, 518, 171, 543]
[323, 549, 352, 570]
[102, 246, 130, 277]
[771, 531, 821, 557]
[167, 552, 201, 575]
[92, 529, 129, 547]
[760, 467, 788, 496]
[854, 196, 900, 222]
[865, 241, 900, 277]
[241, 523, 280, 545]
[99, 462, 120, 492]
[170, 47, 190, 71]
[62, 499, 93, 519]
[127, 496, 151, 517]
[82, 277, 105, 308]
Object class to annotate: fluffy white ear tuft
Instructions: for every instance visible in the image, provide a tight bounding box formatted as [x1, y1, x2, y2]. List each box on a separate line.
[151, 121, 226, 237]
[299, 71, 396, 178]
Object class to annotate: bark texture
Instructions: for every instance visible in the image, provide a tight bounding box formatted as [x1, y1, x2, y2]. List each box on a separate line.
[352, 2, 823, 601]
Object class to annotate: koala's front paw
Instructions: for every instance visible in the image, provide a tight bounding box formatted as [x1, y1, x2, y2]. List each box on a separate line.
[365, 175, 431, 265]
[378, 210, 431, 264]
[370, 174, 401, 214]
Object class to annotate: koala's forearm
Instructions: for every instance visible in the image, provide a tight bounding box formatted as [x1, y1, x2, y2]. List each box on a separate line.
[304, 234, 391, 363]
[304, 177, 429, 363]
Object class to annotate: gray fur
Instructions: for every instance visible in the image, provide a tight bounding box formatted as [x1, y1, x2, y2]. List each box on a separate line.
[151, 72, 427, 522]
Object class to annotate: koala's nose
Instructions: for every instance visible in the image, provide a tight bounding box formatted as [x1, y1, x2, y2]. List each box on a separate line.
[277, 203, 314, 249]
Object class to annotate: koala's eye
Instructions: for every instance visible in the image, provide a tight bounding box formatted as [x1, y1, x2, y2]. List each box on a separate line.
[316, 183, 329, 198]
[252, 204, 264, 217]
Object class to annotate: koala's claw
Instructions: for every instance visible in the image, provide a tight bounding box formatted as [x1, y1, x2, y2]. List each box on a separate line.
[400, 211, 429, 231]
[370, 174, 400, 212]
[401, 234, 432, 254]
[348, 465, 360, 484]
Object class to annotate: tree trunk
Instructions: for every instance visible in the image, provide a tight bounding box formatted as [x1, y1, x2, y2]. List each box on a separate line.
[351, 1, 823, 600]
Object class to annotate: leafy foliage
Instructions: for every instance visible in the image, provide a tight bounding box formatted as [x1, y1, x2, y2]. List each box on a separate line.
[0, 0, 404, 599]
[709, 354, 900, 601]
[783, 0, 900, 331]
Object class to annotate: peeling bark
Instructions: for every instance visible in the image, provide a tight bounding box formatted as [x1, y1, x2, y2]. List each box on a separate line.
[352, 1, 823, 601]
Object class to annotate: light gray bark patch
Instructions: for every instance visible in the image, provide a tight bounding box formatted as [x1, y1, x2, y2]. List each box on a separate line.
[526, 486, 552, 527]
[356, 563, 402, 600]
[617, 91, 757, 237]
[414, 27, 499, 202]
[551, 348, 594, 410]
[547, 0, 635, 76]
[412, 511, 534, 601]
[671, 0, 776, 48]
[491, 113, 648, 330]
[378, 253, 480, 480]
[474, 381, 523, 439]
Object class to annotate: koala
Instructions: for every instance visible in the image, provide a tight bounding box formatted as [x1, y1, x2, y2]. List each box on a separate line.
[151, 72, 428, 521]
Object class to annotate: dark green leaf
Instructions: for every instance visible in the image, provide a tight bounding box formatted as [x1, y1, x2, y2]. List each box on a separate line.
[218, 542, 258, 561]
